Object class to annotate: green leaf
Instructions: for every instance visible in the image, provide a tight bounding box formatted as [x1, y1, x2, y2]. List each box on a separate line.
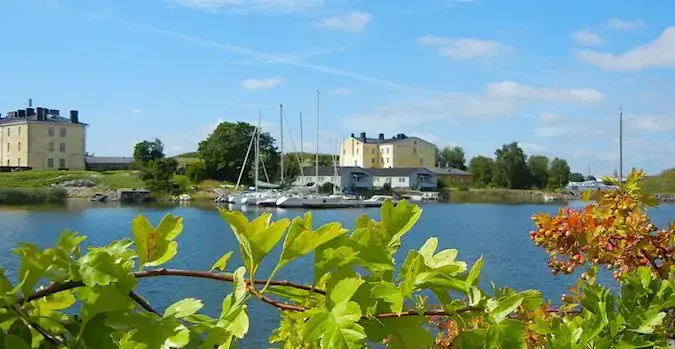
[219, 210, 290, 277]
[633, 309, 666, 334]
[13, 244, 54, 297]
[370, 282, 404, 314]
[267, 285, 315, 304]
[210, 251, 233, 272]
[488, 294, 523, 324]
[164, 298, 204, 319]
[279, 213, 347, 268]
[329, 278, 364, 306]
[380, 200, 423, 254]
[3, 334, 30, 349]
[132, 213, 183, 268]
[466, 256, 483, 286]
[34, 289, 76, 315]
[77, 240, 137, 290]
[302, 301, 366, 349]
[381, 316, 433, 349]
[77, 314, 117, 349]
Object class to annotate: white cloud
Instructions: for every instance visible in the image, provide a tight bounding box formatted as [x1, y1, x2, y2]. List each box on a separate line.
[231, 46, 350, 65]
[241, 77, 284, 90]
[131, 108, 143, 117]
[629, 115, 675, 132]
[608, 18, 646, 31]
[418, 35, 503, 58]
[533, 126, 568, 138]
[485, 81, 605, 103]
[519, 142, 547, 154]
[329, 87, 352, 95]
[576, 27, 675, 71]
[539, 112, 561, 123]
[314, 11, 372, 33]
[169, 0, 323, 13]
[570, 30, 603, 46]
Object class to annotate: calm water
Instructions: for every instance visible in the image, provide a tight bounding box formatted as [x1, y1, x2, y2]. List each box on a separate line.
[1, 201, 673, 347]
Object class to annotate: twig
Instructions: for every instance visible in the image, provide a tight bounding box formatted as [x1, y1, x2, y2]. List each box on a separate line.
[11, 304, 64, 347]
[640, 249, 666, 279]
[129, 291, 159, 315]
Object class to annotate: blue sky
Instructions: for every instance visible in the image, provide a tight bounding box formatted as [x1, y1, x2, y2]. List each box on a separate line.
[2, 0, 675, 176]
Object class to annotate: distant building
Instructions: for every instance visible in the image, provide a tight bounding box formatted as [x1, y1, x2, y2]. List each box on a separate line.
[368, 167, 437, 191]
[85, 156, 134, 171]
[293, 166, 373, 193]
[339, 132, 436, 169]
[0, 106, 87, 170]
[430, 167, 473, 185]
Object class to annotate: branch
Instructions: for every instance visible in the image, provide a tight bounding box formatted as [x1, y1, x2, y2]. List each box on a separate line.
[11, 304, 64, 347]
[129, 291, 159, 315]
[640, 249, 666, 279]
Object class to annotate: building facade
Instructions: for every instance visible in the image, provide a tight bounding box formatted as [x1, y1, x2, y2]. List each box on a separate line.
[430, 167, 473, 186]
[339, 132, 436, 169]
[0, 107, 87, 170]
[85, 156, 134, 171]
[369, 167, 437, 191]
[292, 166, 373, 193]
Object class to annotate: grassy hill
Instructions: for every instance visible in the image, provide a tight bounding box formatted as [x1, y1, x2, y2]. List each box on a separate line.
[641, 168, 675, 194]
[0, 170, 144, 189]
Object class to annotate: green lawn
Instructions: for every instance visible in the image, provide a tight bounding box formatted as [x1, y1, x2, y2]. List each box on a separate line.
[0, 170, 144, 190]
[642, 169, 675, 194]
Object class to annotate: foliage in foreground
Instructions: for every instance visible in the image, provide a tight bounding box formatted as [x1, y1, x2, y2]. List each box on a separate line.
[0, 169, 674, 348]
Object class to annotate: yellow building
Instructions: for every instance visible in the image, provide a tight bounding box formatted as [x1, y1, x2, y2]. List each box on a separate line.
[0, 107, 87, 170]
[339, 132, 436, 169]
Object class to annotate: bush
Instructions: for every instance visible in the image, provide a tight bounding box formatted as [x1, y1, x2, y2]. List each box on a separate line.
[172, 175, 191, 194]
[0, 187, 67, 205]
[0, 169, 674, 348]
[185, 161, 207, 183]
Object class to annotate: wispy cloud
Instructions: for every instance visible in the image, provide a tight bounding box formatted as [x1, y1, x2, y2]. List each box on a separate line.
[120, 20, 423, 93]
[241, 77, 285, 90]
[131, 108, 143, 117]
[167, 0, 323, 14]
[418, 35, 505, 59]
[538, 112, 561, 123]
[608, 18, 646, 31]
[328, 87, 352, 95]
[629, 115, 675, 132]
[485, 81, 605, 103]
[230, 46, 350, 65]
[576, 27, 675, 71]
[570, 30, 603, 46]
[314, 11, 372, 33]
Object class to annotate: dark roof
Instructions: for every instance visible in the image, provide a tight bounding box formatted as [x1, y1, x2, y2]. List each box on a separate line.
[85, 156, 134, 164]
[353, 136, 430, 145]
[299, 166, 369, 176]
[0, 114, 88, 126]
[429, 167, 472, 176]
[367, 167, 434, 177]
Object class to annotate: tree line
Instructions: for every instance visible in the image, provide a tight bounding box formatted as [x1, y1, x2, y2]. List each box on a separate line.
[437, 142, 591, 190]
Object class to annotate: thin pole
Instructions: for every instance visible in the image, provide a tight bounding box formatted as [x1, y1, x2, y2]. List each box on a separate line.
[316, 90, 320, 194]
[299, 112, 304, 178]
[619, 106, 623, 183]
[280, 104, 284, 184]
[255, 111, 260, 192]
[235, 127, 256, 191]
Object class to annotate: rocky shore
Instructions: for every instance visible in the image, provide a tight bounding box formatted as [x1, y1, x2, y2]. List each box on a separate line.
[655, 194, 675, 203]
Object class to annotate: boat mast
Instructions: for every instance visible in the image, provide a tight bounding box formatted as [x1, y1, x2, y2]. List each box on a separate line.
[235, 127, 256, 191]
[299, 112, 304, 178]
[316, 90, 320, 194]
[255, 111, 260, 192]
[280, 104, 284, 184]
[619, 106, 623, 183]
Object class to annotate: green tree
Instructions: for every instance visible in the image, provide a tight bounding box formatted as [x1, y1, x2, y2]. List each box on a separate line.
[586, 175, 597, 181]
[139, 157, 179, 193]
[468, 155, 494, 187]
[570, 172, 586, 182]
[185, 161, 207, 183]
[440, 146, 467, 170]
[547, 157, 571, 189]
[527, 155, 549, 189]
[198, 122, 279, 183]
[284, 152, 336, 182]
[133, 139, 165, 165]
[493, 142, 531, 189]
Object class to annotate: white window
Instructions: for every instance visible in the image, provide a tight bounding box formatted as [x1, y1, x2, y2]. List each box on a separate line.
[371, 158, 374, 164]
[59, 143, 66, 152]
[48, 128, 54, 136]
[59, 159, 66, 168]
[60, 127, 66, 137]
[354, 160, 357, 166]
[18, 142, 20, 151]
[399, 178, 405, 183]
[420, 158, 423, 165]
[48, 142, 54, 152]
[47, 159, 54, 168]
[18, 158, 21, 166]
[413, 148, 417, 154]
[6, 128, 9, 136]
[18, 127, 21, 135]
[343, 149, 346, 155]
[371, 148, 375, 154]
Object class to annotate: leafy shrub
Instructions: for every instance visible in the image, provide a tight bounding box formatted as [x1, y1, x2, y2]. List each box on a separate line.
[0, 169, 673, 348]
[0, 187, 67, 205]
[185, 162, 207, 183]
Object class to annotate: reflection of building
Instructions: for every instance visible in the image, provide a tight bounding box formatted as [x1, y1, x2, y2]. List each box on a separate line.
[0, 106, 87, 170]
[339, 132, 436, 169]
[369, 168, 437, 191]
[430, 167, 473, 186]
[292, 166, 373, 193]
[85, 157, 134, 171]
